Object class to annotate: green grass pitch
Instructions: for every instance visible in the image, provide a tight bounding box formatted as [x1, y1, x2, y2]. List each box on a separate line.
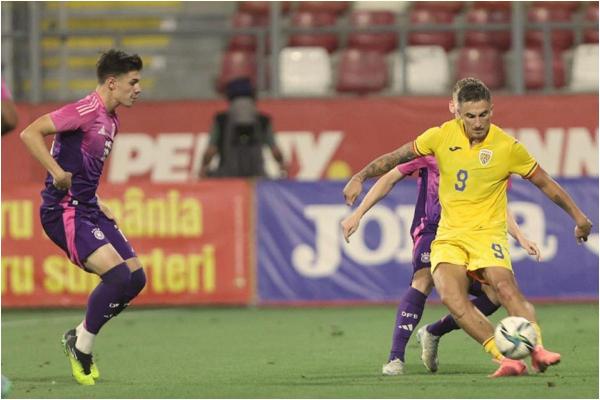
[1, 303, 597, 398]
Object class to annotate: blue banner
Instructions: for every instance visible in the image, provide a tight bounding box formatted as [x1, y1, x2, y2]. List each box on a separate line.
[257, 179, 598, 303]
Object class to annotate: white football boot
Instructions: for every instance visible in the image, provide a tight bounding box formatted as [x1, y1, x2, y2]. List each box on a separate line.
[382, 358, 404, 375]
[416, 325, 440, 373]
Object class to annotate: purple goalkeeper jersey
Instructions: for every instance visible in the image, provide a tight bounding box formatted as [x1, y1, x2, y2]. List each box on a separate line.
[396, 156, 440, 239]
[41, 91, 118, 207]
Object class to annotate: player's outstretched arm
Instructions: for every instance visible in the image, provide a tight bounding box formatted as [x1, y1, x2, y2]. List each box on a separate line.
[20, 114, 72, 190]
[507, 210, 541, 261]
[341, 168, 406, 243]
[343, 141, 418, 206]
[529, 166, 592, 243]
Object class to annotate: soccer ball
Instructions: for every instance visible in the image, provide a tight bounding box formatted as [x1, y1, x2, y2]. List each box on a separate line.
[494, 316, 537, 360]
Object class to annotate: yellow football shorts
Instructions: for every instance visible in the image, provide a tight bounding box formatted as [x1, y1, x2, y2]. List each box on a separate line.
[430, 228, 513, 279]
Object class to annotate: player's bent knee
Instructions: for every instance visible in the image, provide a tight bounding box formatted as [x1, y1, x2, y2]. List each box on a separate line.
[411, 269, 434, 294]
[494, 279, 521, 303]
[101, 263, 132, 292]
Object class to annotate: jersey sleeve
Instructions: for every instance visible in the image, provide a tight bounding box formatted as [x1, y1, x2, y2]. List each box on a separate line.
[413, 127, 442, 156]
[49, 103, 85, 133]
[509, 141, 539, 178]
[397, 156, 428, 175]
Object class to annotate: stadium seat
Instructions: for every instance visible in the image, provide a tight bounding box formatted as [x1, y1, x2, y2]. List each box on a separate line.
[228, 11, 268, 52]
[569, 44, 599, 92]
[336, 48, 388, 94]
[456, 47, 505, 89]
[237, 1, 291, 15]
[288, 11, 339, 53]
[279, 47, 331, 95]
[532, 1, 581, 11]
[392, 45, 450, 94]
[584, 3, 599, 44]
[472, 1, 511, 11]
[522, 48, 566, 89]
[526, 6, 574, 51]
[412, 1, 463, 13]
[465, 8, 511, 51]
[409, 9, 456, 51]
[216, 50, 257, 93]
[348, 10, 397, 53]
[297, 1, 349, 15]
[353, 1, 410, 13]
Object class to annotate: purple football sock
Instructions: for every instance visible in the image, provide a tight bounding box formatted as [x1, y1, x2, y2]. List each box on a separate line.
[85, 263, 131, 334]
[113, 268, 146, 317]
[427, 292, 500, 337]
[388, 287, 428, 362]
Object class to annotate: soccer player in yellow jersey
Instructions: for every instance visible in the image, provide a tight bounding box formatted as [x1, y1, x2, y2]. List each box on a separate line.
[343, 80, 593, 377]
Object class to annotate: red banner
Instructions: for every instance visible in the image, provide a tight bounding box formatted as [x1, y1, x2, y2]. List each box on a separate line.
[2, 95, 597, 185]
[1, 181, 252, 307]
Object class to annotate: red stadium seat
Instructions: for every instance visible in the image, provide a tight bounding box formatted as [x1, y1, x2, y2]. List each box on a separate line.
[472, 1, 511, 11]
[523, 48, 566, 89]
[526, 6, 574, 51]
[456, 47, 505, 89]
[465, 8, 511, 51]
[228, 12, 268, 52]
[297, 1, 349, 15]
[413, 1, 463, 13]
[216, 50, 257, 93]
[532, 1, 581, 11]
[336, 49, 388, 94]
[348, 10, 397, 53]
[584, 4, 599, 44]
[238, 1, 291, 15]
[288, 11, 339, 53]
[409, 9, 456, 51]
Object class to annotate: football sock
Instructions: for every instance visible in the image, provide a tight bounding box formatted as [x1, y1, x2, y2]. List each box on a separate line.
[85, 263, 131, 334]
[113, 268, 147, 317]
[75, 326, 96, 355]
[530, 321, 543, 347]
[427, 293, 499, 337]
[76, 321, 85, 336]
[483, 336, 503, 360]
[388, 287, 427, 362]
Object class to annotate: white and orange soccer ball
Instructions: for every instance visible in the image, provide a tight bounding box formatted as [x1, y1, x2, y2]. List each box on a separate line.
[494, 316, 537, 360]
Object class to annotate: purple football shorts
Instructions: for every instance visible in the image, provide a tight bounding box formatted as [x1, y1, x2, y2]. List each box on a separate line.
[40, 203, 136, 270]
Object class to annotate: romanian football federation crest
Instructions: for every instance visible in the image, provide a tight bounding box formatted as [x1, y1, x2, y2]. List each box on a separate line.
[479, 149, 493, 166]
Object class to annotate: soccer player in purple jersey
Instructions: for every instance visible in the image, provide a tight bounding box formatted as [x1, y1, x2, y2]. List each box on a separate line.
[341, 78, 541, 376]
[19, 49, 144, 386]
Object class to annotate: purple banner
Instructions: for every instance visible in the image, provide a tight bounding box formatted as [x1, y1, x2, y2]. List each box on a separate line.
[257, 179, 598, 304]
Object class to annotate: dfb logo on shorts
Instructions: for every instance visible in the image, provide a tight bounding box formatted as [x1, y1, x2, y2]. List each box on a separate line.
[92, 228, 105, 240]
[420, 252, 430, 263]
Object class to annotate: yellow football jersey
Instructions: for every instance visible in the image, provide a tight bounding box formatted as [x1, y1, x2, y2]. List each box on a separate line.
[413, 119, 538, 233]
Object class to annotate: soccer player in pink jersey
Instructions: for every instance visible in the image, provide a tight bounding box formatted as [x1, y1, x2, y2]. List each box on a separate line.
[20, 49, 144, 386]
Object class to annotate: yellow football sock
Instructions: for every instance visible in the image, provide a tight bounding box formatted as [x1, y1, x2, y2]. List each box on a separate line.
[483, 336, 503, 361]
[531, 321, 543, 347]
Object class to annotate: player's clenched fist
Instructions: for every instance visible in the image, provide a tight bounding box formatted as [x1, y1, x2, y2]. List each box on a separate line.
[52, 171, 72, 190]
[574, 218, 593, 244]
[343, 177, 363, 206]
[341, 213, 361, 243]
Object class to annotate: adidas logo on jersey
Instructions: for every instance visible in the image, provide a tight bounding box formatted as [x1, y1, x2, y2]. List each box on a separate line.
[398, 324, 414, 332]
